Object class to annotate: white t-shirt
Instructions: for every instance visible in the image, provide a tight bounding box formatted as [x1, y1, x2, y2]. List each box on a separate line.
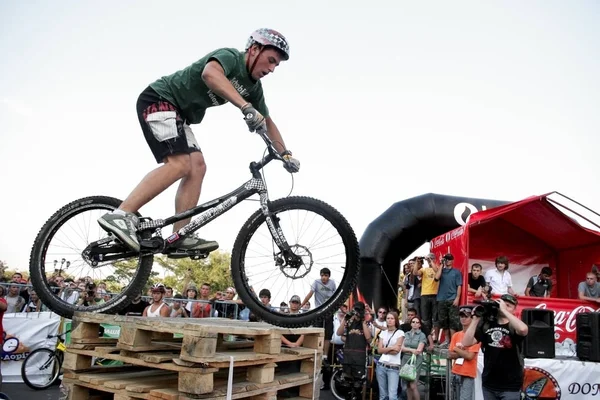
[485, 269, 513, 295]
[378, 329, 405, 366]
[311, 279, 337, 306]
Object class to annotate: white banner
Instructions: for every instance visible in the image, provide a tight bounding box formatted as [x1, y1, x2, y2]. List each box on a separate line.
[474, 354, 600, 399]
[1, 312, 61, 383]
[523, 357, 600, 399]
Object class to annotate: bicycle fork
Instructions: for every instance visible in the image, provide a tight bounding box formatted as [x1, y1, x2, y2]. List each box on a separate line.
[258, 190, 303, 269]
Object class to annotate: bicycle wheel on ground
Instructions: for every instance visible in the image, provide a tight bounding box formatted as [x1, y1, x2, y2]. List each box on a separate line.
[29, 196, 154, 319]
[330, 368, 349, 400]
[21, 348, 61, 390]
[231, 196, 360, 327]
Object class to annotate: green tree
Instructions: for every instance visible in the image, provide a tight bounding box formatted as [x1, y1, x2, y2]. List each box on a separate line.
[109, 259, 159, 293]
[156, 250, 233, 295]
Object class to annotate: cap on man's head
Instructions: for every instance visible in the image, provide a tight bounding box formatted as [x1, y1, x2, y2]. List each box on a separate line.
[443, 253, 454, 260]
[426, 253, 436, 259]
[290, 295, 301, 303]
[501, 294, 518, 306]
[459, 305, 474, 316]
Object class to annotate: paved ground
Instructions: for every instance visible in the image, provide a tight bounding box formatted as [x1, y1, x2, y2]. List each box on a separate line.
[1, 383, 61, 400]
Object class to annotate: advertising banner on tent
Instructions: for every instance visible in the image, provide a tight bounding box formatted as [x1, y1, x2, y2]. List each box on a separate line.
[1, 312, 61, 383]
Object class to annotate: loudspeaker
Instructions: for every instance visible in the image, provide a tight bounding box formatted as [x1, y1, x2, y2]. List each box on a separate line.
[576, 312, 600, 362]
[521, 308, 555, 359]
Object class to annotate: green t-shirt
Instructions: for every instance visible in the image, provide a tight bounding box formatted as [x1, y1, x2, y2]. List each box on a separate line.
[149, 48, 269, 124]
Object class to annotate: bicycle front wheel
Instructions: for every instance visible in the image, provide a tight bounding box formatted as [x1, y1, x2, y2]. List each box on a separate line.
[231, 196, 360, 327]
[21, 348, 62, 390]
[29, 196, 154, 319]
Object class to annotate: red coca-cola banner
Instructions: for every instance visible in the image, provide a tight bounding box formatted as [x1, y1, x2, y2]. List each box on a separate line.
[467, 293, 600, 356]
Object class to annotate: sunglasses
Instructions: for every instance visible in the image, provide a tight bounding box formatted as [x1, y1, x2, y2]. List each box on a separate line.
[411, 320, 421, 324]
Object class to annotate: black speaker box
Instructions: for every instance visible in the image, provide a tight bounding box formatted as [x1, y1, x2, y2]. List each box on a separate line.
[576, 312, 600, 362]
[521, 308, 555, 359]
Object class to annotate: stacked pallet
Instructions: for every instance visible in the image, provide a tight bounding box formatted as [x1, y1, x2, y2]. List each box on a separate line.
[62, 312, 324, 400]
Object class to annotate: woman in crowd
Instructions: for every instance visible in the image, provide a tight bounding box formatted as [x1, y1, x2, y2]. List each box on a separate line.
[400, 316, 427, 400]
[376, 311, 405, 400]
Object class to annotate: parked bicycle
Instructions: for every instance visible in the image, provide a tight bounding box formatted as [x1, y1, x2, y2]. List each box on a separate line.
[29, 128, 360, 327]
[21, 330, 70, 390]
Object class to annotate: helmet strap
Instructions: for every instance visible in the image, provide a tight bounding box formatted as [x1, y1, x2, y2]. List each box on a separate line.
[246, 44, 264, 80]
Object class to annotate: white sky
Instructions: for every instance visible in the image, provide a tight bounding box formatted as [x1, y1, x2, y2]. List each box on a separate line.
[1, 0, 599, 272]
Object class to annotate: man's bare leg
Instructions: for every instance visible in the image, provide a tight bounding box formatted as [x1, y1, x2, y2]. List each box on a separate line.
[119, 154, 192, 214]
[173, 151, 207, 232]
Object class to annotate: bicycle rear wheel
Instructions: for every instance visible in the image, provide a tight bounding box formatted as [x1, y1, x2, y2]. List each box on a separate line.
[231, 196, 360, 327]
[29, 196, 154, 319]
[21, 348, 61, 390]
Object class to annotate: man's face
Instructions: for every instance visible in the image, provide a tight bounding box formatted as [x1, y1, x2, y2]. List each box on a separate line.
[586, 274, 598, 285]
[446, 259, 454, 268]
[541, 273, 550, 281]
[9, 285, 19, 295]
[166, 288, 173, 298]
[152, 291, 163, 302]
[320, 273, 330, 284]
[459, 312, 472, 327]
[260, 295, 270, 306]
[496, 263, 507, 271]
[289, 300, 300, 313]
[471, 266, 482, 278]
[248, 46, 284, 80]
[187, 289, 196, 299]
[504, 302, 517, 315]
[224, 289, 235, 300]
[407, 311, 417, 322]
[200, 285, 210, 297]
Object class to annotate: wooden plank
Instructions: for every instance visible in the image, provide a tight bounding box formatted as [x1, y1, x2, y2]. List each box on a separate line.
[71, 319, 102, 340]
[253, 333, 281, 355]
[99, 371, 175, 388]
[148, 387, 180, 400]
[63, 351, 93, 371]
[71, 337, 118, 346]
[62, 377, 150, 399]
[181, 334, 217, 358]
[179, 351, 273, 365]
[178, 371, 214, 395]
[126, 378, 178, 393]
[67, 348, 218, 374]
[138, 352, 179, 364]
[246, 363, 275, 384]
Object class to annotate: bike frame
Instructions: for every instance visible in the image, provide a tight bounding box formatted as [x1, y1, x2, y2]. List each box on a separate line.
[133, 130, 293, 255]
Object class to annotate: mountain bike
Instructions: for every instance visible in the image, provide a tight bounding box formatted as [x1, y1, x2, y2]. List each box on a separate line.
[21, 330, 70, 390]
[29, 128, 360, 327]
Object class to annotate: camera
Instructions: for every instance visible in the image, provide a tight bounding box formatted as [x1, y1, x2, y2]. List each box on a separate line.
[345, 305, 365, 321]
[473, 299, 499, 322]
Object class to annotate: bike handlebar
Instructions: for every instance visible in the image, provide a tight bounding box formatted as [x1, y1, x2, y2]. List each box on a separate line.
[47, 329, 71, 339]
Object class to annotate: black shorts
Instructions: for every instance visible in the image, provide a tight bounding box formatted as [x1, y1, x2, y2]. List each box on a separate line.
[137, 86, 202, 163]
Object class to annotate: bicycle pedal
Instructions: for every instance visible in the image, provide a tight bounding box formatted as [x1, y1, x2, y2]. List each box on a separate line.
[166, 250, 209, 260]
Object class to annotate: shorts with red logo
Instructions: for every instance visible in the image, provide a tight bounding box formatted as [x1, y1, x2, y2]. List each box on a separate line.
[137, 86, 202, 163]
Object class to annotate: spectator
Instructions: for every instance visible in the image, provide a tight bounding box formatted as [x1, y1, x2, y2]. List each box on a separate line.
[213, 287, 244, 319]
[336, 302, 372, 387]
[468, 263, 488, 298]
[525, 267, 553, 297]
[0, 288, 6, 384]
[578, 272, 600, 303]
[400, 307, 434, 351]
[301, 267, 337, 358]
[5, 282, 25, 313]
[435, 253, 463, 347]
[281, 295, 305, 347]
[400, 316, 427, 400]
[401, 261, 422, 319]
[143, 284, 170, 317]
[164, 286, 174, 304]
[250, 288, 275, 321]
[280, 301, 289, 313]
[413, 254, 440, 341]
[448, 305, 481, 400]
[376, 311, 405, 400]
[331, 306, 347, 346]
[24, 290, 46, 313]
[192, 282, 212, 318]
[301, 301, 311, 312]
[170, 294, 187, 317]
[372, 307, 388, 331]
[118, 292, 149, 316]
[462, 294, 528, 400]
[184, 284, 198, 315]
[484, 256, 516, 296]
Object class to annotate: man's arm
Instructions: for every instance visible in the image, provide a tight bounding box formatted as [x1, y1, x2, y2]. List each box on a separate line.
[545, 281, 553, 298]
[336, 320, 346, 337]
[142, 306, 149, 317]
[363, 321, 372, 341]
[578, 290, 600, 303]
[508, 286, 517, 296]
[202, 61, 247, 108]
[461, 316, 480, 347]
[301, 289, 314, 308]
[499, 300, 528, 336]
[160, 304, 171, 317]
[450, 346, 478, 361]
[453, 285, 462, 306]
[265, 117, 286, 155]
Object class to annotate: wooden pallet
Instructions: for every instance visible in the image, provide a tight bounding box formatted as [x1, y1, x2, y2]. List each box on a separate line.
[64, 312, 324, 399]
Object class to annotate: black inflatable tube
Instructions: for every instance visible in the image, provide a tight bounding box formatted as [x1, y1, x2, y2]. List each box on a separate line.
[357, 193, 509, 308]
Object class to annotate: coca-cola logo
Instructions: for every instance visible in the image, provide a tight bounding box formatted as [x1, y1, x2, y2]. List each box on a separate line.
[535, 303, 600, 333]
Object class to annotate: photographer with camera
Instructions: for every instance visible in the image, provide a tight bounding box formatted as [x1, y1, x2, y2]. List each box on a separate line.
[461, 294, 528, 400]
[335, 302, 372, 390]
[413, 253, 440, 341]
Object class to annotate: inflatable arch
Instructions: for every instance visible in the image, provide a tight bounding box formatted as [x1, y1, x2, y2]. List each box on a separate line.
[357, 193, 509, 308]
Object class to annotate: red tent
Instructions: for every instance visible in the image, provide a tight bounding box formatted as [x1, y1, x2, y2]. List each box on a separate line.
[430, 193, 600, 352]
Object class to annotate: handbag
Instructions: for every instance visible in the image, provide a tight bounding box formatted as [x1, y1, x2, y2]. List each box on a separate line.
[399, 354, 417, 381]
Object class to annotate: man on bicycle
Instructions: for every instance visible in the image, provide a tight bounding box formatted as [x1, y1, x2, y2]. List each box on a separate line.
[98, 28, 300, 254]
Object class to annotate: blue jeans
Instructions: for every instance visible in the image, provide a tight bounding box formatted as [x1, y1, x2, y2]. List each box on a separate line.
[376, 363, 400, 400]
[482, 386, 521, 400]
